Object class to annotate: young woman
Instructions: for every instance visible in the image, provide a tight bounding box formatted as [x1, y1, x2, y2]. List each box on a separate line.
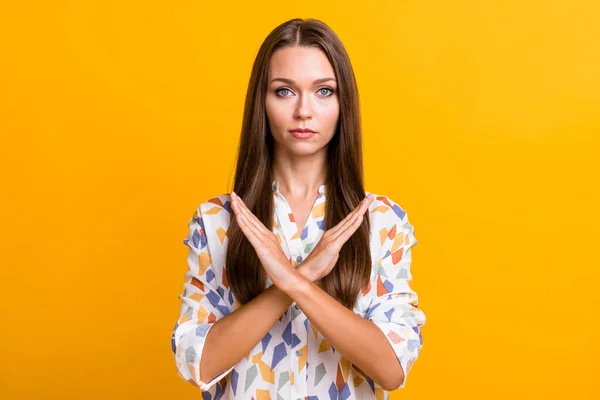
[171, 18, 426, 399]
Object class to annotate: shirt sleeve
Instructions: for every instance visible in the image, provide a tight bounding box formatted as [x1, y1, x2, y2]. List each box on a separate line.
[170, 206, 236, 391]
[366, 202, 426, 390]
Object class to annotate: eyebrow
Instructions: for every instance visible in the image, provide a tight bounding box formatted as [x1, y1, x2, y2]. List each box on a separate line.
[269, 77, 337, 85]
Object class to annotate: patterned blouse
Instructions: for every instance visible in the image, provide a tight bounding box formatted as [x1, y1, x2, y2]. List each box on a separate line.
[171, 180, 426, 399]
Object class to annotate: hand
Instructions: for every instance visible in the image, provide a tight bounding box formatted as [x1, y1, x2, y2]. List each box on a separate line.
[297, 193, 374, 282]
[230, 191, 299, 290]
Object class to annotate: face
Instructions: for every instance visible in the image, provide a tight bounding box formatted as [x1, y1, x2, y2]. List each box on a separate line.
[265, 46, 340, 158]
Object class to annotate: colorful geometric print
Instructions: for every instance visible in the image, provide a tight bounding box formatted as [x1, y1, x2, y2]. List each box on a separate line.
[171, 181, 426, 399]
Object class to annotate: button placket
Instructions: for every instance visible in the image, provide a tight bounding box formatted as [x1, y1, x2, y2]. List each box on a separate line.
[292, 301, 308, 397]
[272, 182, 304, 269]
[273, 180, 318, 400]
[289, 307, 297, 400]
[293, 255, 302, 312]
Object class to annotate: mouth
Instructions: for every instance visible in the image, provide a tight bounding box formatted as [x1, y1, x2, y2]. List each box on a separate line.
[288, 128, 316, 139]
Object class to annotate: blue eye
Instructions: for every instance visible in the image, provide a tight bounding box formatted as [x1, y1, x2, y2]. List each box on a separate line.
[275, 88, 292, 97]
[318, 88, 334, 97]
[274, 87, 335, 98]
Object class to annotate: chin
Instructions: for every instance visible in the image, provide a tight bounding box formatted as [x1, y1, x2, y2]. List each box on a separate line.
[292, 144, 326, 156]
[273, 134, 326, 154]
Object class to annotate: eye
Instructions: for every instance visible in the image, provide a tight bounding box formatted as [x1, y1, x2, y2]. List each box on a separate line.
[275, 88, 292, 97]
[318, 87, 335, 97]
[274, 87, 336, 98]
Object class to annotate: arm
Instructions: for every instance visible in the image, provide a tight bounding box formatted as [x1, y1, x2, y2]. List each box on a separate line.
[171, 207, 296, 390]
[199, 284, 293, 384]
[364, 207, 426, 390]
[281, 208, 426, 391]
[281, 272, 405, 391]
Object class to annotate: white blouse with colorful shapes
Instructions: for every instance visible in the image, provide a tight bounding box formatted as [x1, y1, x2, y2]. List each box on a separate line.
[171, 181, 426, 399]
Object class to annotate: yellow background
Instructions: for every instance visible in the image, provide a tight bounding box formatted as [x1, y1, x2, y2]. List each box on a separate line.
[1, 0, 599, 398]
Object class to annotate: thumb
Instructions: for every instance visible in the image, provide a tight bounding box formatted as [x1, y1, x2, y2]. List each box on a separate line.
[324, 253, 339, 275]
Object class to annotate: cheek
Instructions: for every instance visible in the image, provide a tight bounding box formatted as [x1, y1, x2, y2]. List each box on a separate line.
[265, 97, 275, 121]
[320, 102, 340, 126]
[265, 97, 288, 127]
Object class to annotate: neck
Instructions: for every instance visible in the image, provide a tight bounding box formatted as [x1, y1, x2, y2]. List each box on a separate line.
[272, 148, 327, 200]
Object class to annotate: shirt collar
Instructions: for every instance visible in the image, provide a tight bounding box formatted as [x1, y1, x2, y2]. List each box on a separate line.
[272, 180, 326, 195]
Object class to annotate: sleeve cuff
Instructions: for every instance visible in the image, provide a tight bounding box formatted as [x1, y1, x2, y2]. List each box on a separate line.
[371, 320, 422, 390]
[174, 322, 235, 391]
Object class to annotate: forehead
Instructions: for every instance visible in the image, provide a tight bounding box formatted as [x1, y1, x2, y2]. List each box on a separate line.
[268, 46, 336, 83]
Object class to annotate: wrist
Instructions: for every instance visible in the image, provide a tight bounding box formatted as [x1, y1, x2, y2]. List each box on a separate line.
[296, 262, 318, 283]
[280, 266, 312, 295]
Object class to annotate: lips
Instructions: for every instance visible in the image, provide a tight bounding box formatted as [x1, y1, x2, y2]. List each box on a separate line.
[289, 130, 316, 139]
[289, 128, 316, 139]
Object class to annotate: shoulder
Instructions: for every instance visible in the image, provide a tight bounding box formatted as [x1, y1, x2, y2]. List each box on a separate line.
[186, 193, 233, 247]
[365, 191, 418, 251]
[366, 191, 412, 228]
[196, 193, 232, 218]
[189, 193, 233, 229]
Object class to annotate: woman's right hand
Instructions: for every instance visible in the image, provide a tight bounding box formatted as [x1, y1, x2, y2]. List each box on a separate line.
[297, 193, 374, 283]
[230, 191, 302, 291]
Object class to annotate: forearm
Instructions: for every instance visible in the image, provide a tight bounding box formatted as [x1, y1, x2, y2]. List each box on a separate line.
[199, 284, 293, 383]
[281, 270, 404, 391]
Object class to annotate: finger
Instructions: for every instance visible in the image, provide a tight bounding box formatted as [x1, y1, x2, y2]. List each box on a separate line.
[324, 253, 339, 275]
[338, 194, 373, 228]
[232, 193, 271, 239]
[231, 193, 263, 235]
[329, 195, 372, 243]
[326, 197, 366, 236]
[238, 215, 272, 252]
[234, 207, 265, 249]
[231, 193, 271, 239]
[329, 195, 373, 237]
[331, 212, 364, 247]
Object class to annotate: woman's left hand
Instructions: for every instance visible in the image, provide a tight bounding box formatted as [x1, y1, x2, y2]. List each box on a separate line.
[230, 191, 299, 291]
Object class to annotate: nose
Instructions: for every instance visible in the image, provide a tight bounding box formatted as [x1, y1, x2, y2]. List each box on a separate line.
[294, 93, 313, 120]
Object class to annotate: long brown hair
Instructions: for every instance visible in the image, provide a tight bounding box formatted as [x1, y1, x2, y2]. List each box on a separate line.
[226, 18, 371, 310]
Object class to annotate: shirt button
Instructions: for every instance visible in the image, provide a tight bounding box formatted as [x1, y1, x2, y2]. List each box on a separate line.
[296, 255, 303, 263]
[295, 349, 302, 357]
[294, 304, 299, 310]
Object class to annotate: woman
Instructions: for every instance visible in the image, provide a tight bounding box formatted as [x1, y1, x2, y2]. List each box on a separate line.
[171, 18, 426, 399]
